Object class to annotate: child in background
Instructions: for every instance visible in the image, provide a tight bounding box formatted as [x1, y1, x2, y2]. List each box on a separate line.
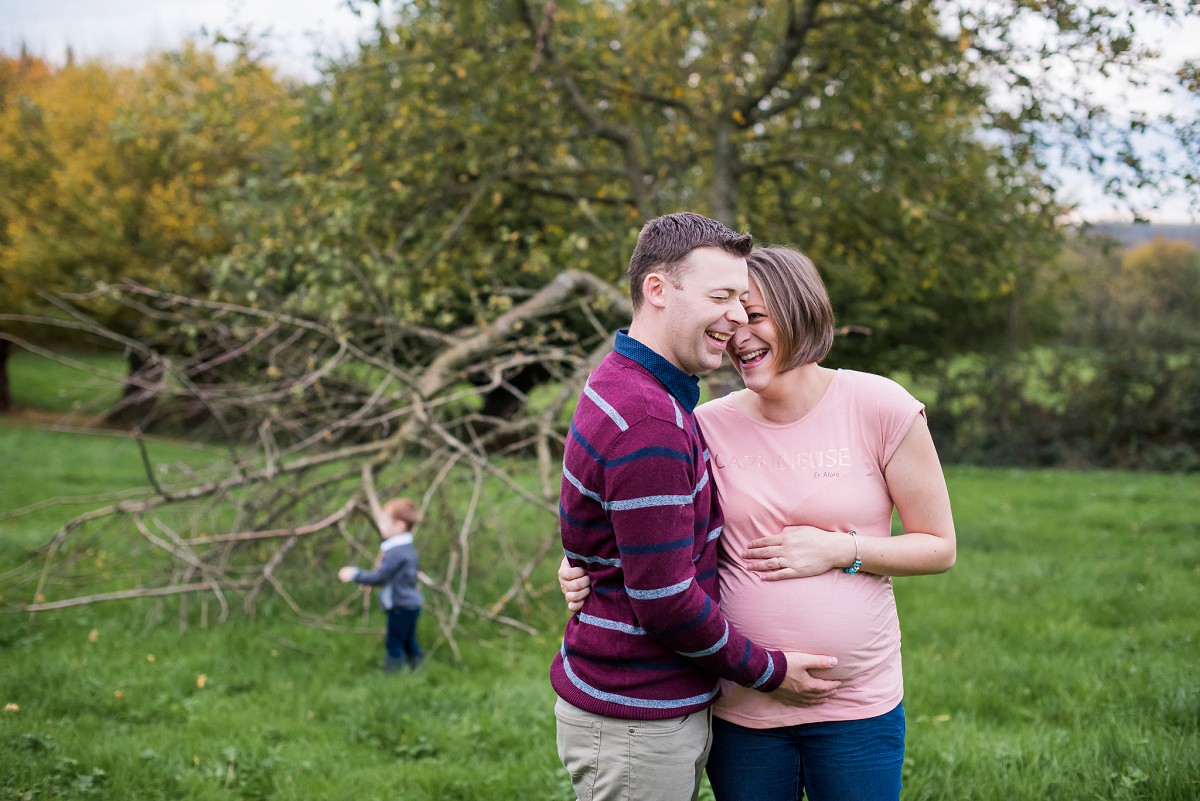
[338, 470, 424, 672]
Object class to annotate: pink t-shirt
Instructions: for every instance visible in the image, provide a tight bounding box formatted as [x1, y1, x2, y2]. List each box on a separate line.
[698, 369, 924, 727]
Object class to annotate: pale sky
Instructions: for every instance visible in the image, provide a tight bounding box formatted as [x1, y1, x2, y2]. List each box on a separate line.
[1, 0, 1195, 223]
[0, 0, 377, 81]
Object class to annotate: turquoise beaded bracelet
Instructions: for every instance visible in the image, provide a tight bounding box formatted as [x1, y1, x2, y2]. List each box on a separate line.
[842, 530, 862, 574]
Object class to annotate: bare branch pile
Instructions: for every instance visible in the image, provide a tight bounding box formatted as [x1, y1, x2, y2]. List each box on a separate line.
[1, 272, 631, 655]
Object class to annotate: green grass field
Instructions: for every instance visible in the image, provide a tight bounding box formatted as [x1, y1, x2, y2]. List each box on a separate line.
[5, 348, 127, 416]
[1, 350, 1198, 799]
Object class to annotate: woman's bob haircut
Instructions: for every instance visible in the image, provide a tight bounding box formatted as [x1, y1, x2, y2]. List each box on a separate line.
[746, 246, 835, 370]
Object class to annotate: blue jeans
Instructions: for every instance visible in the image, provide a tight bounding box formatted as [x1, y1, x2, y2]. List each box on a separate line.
[385, 606, 423, 665]
[705, 702, 905, 801]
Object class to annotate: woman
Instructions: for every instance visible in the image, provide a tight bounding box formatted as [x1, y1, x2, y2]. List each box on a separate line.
[560, 246, 956, 801]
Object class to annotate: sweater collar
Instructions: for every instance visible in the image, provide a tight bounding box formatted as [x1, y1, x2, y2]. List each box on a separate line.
[381, 533, 413, 550]
[614, 329, 701, 413]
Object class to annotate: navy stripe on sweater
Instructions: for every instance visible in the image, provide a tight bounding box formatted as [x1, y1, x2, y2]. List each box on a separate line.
[558, 505, 609, 530]
[570, 421, 693, 467]
[620, 534, 694, 555]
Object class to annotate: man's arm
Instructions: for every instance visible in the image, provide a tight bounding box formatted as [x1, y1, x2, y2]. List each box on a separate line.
[602, 419, 826, 694]
[559, 557, 840, 705]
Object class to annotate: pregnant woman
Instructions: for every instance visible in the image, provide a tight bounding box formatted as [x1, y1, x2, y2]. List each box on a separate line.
[561, 245, 956, 801]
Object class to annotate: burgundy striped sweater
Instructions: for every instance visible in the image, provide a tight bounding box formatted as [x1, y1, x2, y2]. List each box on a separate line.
[550, 331, 785, 720]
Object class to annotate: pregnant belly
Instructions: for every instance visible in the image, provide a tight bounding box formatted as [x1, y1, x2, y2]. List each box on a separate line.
[719, 567, 900, 683]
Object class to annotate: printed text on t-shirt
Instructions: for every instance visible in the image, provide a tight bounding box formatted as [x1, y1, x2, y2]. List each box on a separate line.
[712, 448, 852, 477]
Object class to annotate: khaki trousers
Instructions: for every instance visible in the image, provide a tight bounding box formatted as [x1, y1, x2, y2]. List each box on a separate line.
[554, 696, 713, 801]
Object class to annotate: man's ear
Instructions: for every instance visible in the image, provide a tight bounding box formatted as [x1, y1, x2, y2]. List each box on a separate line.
[643, 272, 669, 310]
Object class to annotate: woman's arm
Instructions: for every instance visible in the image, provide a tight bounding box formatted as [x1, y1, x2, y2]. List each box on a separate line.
[874, 412, 957, 576]
[558, 556, 590, 612]
[744, 414, 956, 579]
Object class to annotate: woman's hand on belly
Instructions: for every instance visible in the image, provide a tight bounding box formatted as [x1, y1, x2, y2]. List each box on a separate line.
[742, 525, 855, 579]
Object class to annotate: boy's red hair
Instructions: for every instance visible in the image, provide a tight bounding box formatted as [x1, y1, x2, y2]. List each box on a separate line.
[384, 498, 419, 526]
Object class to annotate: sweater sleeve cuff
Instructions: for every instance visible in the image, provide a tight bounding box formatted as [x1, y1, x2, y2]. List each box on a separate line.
[756, 650, 787, 693]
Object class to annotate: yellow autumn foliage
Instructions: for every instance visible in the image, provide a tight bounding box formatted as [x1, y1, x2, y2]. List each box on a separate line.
[0, 45, 293, 331]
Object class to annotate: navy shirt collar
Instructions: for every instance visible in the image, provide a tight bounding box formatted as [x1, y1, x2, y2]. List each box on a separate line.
[613, 329, 701, 413]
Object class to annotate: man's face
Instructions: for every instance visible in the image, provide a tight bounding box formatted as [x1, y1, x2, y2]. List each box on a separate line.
[657, 247, 749, 375]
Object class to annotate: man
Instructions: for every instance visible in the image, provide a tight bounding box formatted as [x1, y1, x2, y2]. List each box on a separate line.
[550, 212, 838, 801]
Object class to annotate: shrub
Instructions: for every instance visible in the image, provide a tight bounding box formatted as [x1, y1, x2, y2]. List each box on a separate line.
[928, 347, 1199, 472]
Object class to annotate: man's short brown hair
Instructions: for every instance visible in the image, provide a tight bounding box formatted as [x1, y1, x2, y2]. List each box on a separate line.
[746, 247, 835, 370]
[627, 212, 753, 310]
[384, 498, 419, 526]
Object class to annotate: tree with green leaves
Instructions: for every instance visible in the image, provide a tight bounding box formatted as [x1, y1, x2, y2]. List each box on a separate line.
[1059, 233, 1200, 352]
[0, 44, 293, 412]
[213, 0, 1195, 387]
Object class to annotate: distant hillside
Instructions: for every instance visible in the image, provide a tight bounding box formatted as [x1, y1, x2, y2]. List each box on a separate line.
[1085, 223, 1200, 249]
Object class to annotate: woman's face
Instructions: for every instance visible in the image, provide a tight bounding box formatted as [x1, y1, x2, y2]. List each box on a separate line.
[729, 278, 779, 392]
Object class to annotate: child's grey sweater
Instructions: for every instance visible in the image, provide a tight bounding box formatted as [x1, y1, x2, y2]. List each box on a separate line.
[352, 534, 422, 610]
